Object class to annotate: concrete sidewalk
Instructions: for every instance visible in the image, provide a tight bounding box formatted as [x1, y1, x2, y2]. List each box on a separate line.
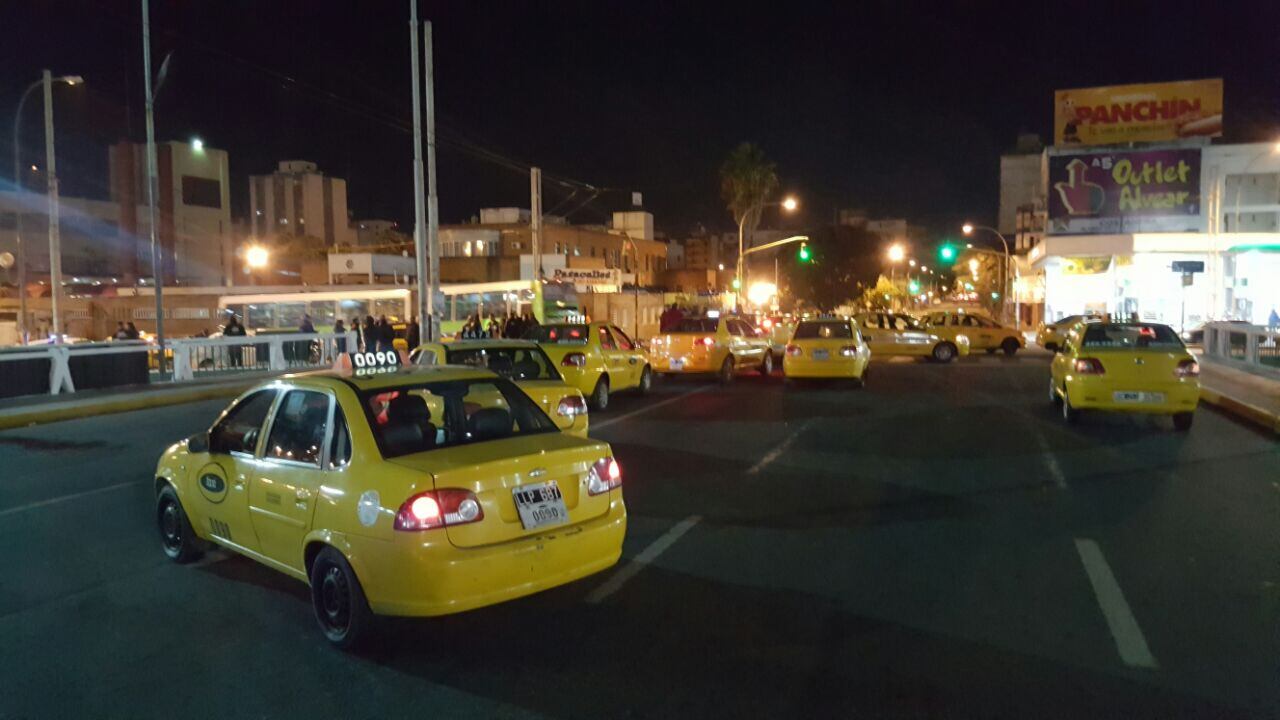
[0, 374, 269, 430]
[1197, 358, 1280, 436]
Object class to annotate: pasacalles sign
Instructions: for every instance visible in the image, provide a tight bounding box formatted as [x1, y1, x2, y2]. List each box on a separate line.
[1047, 149, 1201, 235]
[551, 268, 621, 286]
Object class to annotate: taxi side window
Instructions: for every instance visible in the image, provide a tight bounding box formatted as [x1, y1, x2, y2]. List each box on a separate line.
[891, 316, 911, 332]
[611, 325, 635, 351]
[598, 326, 618, 351]
[862, 316, 878, 330]
[265, 390, 331, 466]
[329, 405, 352, 469]
[724, 320, 741, 336]
[210, 389, 276, 456]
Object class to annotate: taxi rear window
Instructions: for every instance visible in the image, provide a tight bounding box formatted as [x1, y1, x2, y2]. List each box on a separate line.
[444, 347, 562, 382]
[672, 319, 718, 333]
[527, 325, 588, 344]
[1081, 324, 1182, 349]
[793, 321, 853, 339]
[359, 378, 558, 458]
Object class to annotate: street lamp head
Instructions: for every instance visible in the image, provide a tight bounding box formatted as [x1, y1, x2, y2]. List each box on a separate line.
[781, 196, 799, 212]
[191, 137, 205, 153]
[887, 244, 906, 263]
[962, 223, 975, 235]
[965, 243, 973, 249]
[245, 245, 270, 269]
[58, 76, 84, 86]
[908, 259, 917, 267]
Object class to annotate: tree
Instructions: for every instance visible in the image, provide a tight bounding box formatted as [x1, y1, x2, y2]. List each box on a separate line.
[783, 224, 884, 311]
[720, 142, 779, 249]
[858, 275, 907, 310]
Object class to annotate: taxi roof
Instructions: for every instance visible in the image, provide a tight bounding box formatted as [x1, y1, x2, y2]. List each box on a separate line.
[436, 338, 540, 350]
[281, 364, 497, 392]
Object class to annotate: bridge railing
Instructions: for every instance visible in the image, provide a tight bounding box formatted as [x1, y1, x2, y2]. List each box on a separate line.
[167, 332, 358, 381]
[1203, 322, 1280, 376]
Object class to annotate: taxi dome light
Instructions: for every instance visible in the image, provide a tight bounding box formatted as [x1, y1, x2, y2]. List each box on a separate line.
[588, 457, 623, 496]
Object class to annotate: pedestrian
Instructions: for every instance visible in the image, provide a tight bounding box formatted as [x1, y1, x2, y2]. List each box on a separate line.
[406, 316, 420, 350]
[299, 314, 316, 333]
[364, 315, 376, 352]
[522, 310, 539, 335]
[660, 302, 684, 332]
[112, 322, 130, 340]
[377, 315, 394, 352]
[125, 322, 141, 340]
[334, 319, 347, 353]
[504, 312, 522, 339]
[1269, 308, 1279, 332]
[224, 315, 246, 367]
[487, 315, 502, 338]
[349, 317, 362, 352]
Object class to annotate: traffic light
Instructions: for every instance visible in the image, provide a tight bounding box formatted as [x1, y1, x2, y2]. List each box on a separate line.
[731, 277, 741, 290]
[938, 243, 957, 262]
[797, 243, 812, 262]
[908, 280, 921, 294]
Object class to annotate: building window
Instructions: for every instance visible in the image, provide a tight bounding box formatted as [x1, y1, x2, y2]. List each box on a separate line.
[181, 176, 221, 208]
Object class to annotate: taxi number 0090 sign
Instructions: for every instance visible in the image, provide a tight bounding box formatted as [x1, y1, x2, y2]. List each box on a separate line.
[349, 350, 401, 375]
[512, 481, 568, 530]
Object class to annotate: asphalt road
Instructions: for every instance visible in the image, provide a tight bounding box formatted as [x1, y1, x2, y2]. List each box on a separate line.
[2, 351, 1278, 719]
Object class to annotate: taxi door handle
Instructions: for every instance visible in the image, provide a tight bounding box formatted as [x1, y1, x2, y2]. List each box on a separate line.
[233, 475, 246, 491]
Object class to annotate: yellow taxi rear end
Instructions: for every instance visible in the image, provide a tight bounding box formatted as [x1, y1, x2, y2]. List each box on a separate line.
[649, 318, 723, 373]
[782, 319, 869, 380]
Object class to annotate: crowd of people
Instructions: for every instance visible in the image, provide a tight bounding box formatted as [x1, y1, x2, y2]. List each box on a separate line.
[457, 311, 540, 340]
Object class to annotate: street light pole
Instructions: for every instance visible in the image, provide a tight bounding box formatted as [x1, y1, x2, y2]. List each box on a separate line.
[41, 71, 64, 341]
[142, 0, 166, 373]
[963, 224, 1016, 328]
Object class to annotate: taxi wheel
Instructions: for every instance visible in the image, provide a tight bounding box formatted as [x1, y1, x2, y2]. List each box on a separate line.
[638, 366, 653, 395]
[1062, 391, 1080, 424]
[1173, 412, 1194, 432]
[1049, 377, 1062, 406]
[718, 357, 735, 385]
[590, 376, 610, 411]
[310, 547, 372, 651]
[1001, 339, 1020, 356]
[156, 485, 203, 564]
[932, 343, 957, 363]
[759, 352, 774, 376]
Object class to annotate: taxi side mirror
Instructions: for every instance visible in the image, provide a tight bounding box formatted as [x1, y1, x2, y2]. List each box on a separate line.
[187, 431, 210, 453]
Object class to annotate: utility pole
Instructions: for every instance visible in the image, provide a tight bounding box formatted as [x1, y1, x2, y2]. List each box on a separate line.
[530, 167, 543, 281]
[423, 20, 441, 341]
[142, 0, 166, 372]
[408, 0, 429, 339]
[41, 70, 63, 341]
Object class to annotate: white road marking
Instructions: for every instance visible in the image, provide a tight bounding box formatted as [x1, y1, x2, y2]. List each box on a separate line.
[746, 419, 813, 475]
[0, 480, 139, 519]
[1033, 428, 1069, 489]
[586, 515, 701, 604]
[591, 385, 713, 431]
[1074, 538, 1159, 669]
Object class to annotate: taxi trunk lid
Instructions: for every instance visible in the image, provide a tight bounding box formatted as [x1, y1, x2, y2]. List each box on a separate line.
[1087, 350, 1186, 388]
[654, 332, 714, 361]
[388, 433, 613, 548]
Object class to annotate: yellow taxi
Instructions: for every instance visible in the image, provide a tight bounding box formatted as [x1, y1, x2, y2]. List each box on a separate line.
[853, 311, 970, 363]
[154, 356, 626, 649]
[921, 310, 1024, 356]
[758, 315, 797, 358]
[526, 322, 651, 411]
[1036, 314, 1099, 352]
[413, 339, 588, 437]
[649, 313, 773, 383]
[1049, 321, 1200, 430]
[782, 317, 871, 385]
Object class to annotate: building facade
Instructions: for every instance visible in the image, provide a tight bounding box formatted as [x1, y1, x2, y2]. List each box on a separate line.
[249, 161, 355, 247]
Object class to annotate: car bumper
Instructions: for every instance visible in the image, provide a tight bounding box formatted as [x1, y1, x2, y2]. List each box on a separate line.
[351, 497, 626, 617]
[1065, 380, 1200, 414]
[783, 357, 865, 378]
[651, 355, 718, 373]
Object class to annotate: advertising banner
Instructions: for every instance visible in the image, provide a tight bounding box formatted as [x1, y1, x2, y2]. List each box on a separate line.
[551, 267, 621, 286]
[1047, 149, 1201, 235]
[1054, 79, 1223, 146]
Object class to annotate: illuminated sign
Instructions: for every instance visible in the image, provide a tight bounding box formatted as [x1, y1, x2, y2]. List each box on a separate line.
[1055, 79, 1223, 146]
[1047, 149, 1201, 235]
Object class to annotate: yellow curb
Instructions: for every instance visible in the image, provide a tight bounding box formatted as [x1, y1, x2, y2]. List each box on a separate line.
[1199, 388, 1280, 436]
[0, 383, 252, 431]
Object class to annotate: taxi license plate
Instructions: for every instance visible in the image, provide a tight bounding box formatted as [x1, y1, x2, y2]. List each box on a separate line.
[811, 349, 829, 361]
[1113, 391, 1165, 404]
[670, 358, 685, 371]
[512, 481, 568, 530]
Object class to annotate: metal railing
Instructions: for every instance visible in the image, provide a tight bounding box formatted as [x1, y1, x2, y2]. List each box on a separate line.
[0, 340, 151, 395]
[168, 332, 357, 381]
[1203, 322, 1280, 375]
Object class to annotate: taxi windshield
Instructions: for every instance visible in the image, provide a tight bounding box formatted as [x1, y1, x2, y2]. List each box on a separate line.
[1081, 324, 1184, 350]
[794, 321, 853, 339]
[672, 318, 719, 333]
[527, 324, 589, 344]
[445, 346, 562, 382]
[359, 378, 558, 458]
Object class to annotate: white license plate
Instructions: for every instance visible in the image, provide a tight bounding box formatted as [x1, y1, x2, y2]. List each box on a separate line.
[811, 349, 829, 361]
[512, 481, 568, 530]
[670, 358, 685, 371]
[1113, 391, 1165, 404]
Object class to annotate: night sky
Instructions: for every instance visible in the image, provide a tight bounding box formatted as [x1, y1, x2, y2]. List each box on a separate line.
[3, 0, 1278, 240]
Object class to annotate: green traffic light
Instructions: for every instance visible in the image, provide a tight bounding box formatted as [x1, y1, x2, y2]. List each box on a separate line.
[731, 278, 741, 289]
[938, 243, 957, 262]
[798, 244, 811, 262]
[908, 280, 920, 294]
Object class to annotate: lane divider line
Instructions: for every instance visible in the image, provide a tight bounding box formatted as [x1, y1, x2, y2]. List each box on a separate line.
[746, 419, 813, 475]
[0, 480, 140, 519]
[1074, 538, 1159, 669]
[591, 385, 713, 431]
[1033, 427, 1069, 490]
[586, 515, 701, 604]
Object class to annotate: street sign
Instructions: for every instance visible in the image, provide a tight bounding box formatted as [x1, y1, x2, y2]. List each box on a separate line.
[1171, 260, 1204, 273]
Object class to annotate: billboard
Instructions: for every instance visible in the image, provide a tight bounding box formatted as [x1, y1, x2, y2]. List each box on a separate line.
[1047, 149, 1201, 235]
[551, 267, 621, 286]
[1054, 79, 1223, 146]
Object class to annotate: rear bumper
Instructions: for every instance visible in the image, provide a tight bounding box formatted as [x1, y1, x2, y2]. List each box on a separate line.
[1065, 380, 1200, 414]
[651, 355, 717, 373]
[352, 498, 626, 617]
[783, 357, 865, 378]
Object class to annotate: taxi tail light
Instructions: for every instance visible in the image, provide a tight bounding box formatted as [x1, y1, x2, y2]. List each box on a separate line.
[587, 457, 622, 496]
[701, 336, 715, 347]
[561, 352, 587, 368]
[1074, 358, 1105, 375]
[785, 344, 802, 357]
[394, 489, 483, 531]
[839, 345, 858, 357]
[557, 395, 588, 417]
[1175, 359, 1200, 378]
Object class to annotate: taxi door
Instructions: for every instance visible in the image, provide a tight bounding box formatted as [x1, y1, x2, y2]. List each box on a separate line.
[859, 313, 893, 355]
[596, 325, 633, 389]
[726, 319, 761, 367]
[609, 324, 645, 389]
[248, 388, 332, 573]
[197, 389, 279, 552]
[959, 315, 993, 350]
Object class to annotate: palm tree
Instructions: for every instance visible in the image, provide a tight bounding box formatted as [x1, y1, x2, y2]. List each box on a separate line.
[720, 142, 779, 307]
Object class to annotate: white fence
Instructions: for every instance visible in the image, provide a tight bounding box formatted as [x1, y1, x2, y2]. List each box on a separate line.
[0, 341, 151, 395]
[1203, 322, 1280, 376]
[169, 332, 358, 381]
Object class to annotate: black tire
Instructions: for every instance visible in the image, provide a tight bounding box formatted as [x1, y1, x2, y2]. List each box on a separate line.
[718, 357, 735, 385]
[1045, 342, 1059, 353]
[759, 352, 774, 376]
[637, 366, 653, 395]
[1062, 389, 1079, 424]
[1049, 376, 1062, 406]
[1002, 338, 1020, 356]
[1172, 412, 1194, 432]
[932, 342, 957, 363]
[589, 376, 610, 411]
[157, 484, 203, 564]
[310, 546, 373, 650]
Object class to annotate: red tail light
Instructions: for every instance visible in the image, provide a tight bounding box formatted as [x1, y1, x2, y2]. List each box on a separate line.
[1074, 358, 1105, 375]
[587, 457, 622, 495]
[557, 395, 588, 417]
[785, 344, 802, 357]
[1175, 359, 1200, 378]
[561, 352, 586, 368]
[394, 489, 483, 531]
[701, 336, 715, 347]
[839, 345, 858, 357]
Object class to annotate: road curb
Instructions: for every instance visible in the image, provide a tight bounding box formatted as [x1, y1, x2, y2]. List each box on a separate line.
[0, 383, 251, 431]
[1199, 388, 1280, 437]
